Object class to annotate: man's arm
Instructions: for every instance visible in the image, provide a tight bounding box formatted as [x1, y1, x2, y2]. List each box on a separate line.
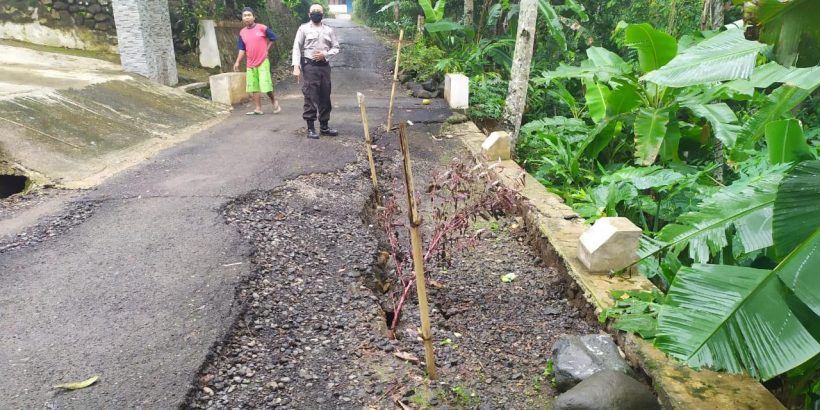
[292, 27, 305, 80]
[326, 28, 340, 58]
[234, 36, 246, 71]
[265, 27, 277, 52]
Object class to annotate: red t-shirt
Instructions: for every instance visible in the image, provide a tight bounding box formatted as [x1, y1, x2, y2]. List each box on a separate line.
[238, 24, 277, 68]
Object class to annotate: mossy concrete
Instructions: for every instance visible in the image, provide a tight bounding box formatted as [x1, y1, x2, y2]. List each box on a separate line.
[451, 121, 785, 410]
[0, 44, 228, 188]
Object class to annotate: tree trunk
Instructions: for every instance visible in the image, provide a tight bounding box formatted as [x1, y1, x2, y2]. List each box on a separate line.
[700, 0, 725, 31]
[701, 0, 726, 182]
[502, 0, 537, 146]
[464, 0, 474, 26]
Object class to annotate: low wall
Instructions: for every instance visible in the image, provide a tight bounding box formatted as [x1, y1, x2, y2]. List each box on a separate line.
[0, 0, 117, 52]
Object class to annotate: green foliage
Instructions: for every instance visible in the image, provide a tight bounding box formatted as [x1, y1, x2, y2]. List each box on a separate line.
[467, 73, 507, 121]
[400, 40, 446, 81]
[599, 290, 663, 338]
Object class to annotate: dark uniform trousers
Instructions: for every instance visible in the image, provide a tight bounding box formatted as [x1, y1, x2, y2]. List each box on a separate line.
[301, 57, 332, 124]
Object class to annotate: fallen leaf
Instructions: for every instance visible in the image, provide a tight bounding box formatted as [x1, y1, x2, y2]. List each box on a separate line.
[54, 375, 99, 390]
[619, 293, 630, 300]
[394, 351, 420, 364]
[429, 280, 444, 288]
[501, 273, 517, 283]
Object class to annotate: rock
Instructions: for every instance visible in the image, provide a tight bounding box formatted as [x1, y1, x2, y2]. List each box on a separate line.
[408, 82, 438, 99]
[93, 12, 109, 22]
[52, 2, 69, 10]
[420, 78, 438, 92]
[577, 217, 642, 274]
[552, 334, 631, 392]
[554, 370, 660, 410]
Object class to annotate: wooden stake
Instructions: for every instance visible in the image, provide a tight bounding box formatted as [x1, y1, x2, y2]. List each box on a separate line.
[356, 92, 380, 203]
[386, 29, 404, 131]
[398, 123, 437, 380]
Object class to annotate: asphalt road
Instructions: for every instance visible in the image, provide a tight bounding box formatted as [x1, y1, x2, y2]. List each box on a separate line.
[0, 18, 418, 409]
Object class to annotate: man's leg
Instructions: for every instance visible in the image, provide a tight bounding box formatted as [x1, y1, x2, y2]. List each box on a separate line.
[246, 66, 263, 114]
[253, 92, 262, 112]
[302, 63, 322, 138]
[318, 65, 337, 136]
[258, 59, 280, 113]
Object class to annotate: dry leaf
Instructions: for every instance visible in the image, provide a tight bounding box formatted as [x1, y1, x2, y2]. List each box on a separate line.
[394, 351, 419, 364]
[54, 375, 99, 390]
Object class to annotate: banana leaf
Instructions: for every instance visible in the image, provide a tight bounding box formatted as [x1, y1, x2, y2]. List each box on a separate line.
[657, 173, 783, 263]
[537, 0, 566, 51]
[655, 257, 820, 381]
[765, 119, 814, 164]
[732, 85, 814, 160]
[634, 107, 670, 165]
[583, 80, 610, 123]
[773, 160, 820, 258]
[624, 23, 677, 74]
[683, 103, 741, 148]
[777, 230, 820, 317]
[642, 28, 769, 87]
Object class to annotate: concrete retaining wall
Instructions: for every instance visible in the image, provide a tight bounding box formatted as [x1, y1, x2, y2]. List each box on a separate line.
[0, 0, 117, 52]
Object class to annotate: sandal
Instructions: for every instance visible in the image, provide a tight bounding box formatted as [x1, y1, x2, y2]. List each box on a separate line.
[272, 102, 282, 114]
[245, 111, 263, 115]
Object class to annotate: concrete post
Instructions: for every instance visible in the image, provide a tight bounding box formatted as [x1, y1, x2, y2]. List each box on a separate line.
[112, 0, 178, 86]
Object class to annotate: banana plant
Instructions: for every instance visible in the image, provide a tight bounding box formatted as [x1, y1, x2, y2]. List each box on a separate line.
[538, 23, 818, 168]
[621, 161, 820, 381]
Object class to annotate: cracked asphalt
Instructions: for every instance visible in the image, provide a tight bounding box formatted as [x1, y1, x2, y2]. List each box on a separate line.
[0, 18, 448, 408]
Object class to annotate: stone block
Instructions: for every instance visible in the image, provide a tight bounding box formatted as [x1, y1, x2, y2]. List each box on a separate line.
[578, 217, 641, 273]
[554, 370, 660, 410]
[198, 19, 221, 69]
[444, 73, 469, 109]
[209, 72, 247, 106]
[481, 131, 511, 161]
[552, 334, 632, 392]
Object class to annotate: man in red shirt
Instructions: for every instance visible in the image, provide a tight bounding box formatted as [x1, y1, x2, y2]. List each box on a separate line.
[233, 7, 281, 115]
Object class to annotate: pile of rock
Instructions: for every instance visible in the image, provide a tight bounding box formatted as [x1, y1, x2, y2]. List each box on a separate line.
[404, 77, 443, 99]
[551, 334, 660, 410]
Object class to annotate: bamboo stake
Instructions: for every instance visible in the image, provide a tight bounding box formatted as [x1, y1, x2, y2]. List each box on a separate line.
[356, 92, 380, 204]
[398, 123, 437, 379]
[386, 29, 404, 131]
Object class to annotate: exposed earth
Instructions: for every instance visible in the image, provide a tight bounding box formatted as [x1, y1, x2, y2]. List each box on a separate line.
[1, 18, 603, 409]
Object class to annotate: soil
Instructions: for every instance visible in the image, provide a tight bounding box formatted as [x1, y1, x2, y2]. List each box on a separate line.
[186, 123, 601, 409]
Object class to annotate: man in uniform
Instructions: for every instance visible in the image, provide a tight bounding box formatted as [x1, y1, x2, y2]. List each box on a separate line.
[292, 4, 340, 139]
[234, 7, 281, 115]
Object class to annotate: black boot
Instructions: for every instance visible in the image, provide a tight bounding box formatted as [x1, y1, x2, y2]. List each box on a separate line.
[320, 122, 338, 136]
[307, 121, 319, 139]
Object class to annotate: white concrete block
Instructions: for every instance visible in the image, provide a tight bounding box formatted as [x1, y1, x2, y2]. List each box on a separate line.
[578, 217, 642, 274]
[209, 72, 247, 106]
[444, 73, 469, 109]
[198, 20, 221, 68]
[481, 131, 511, 161]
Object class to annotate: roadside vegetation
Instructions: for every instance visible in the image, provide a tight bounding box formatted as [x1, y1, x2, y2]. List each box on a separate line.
[356, 0, 819, 407]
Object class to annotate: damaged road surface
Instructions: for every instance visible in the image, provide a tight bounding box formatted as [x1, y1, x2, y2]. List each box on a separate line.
[2, 18, 603, 409]
[0, 18, 390, 408]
